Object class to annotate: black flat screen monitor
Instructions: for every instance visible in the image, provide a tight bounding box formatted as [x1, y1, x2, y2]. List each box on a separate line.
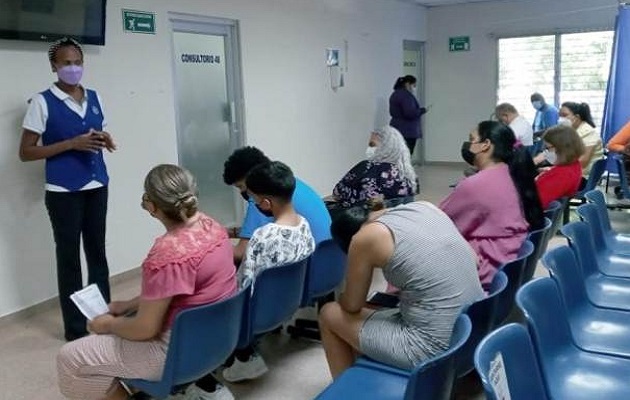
[0, 0, 106, 45]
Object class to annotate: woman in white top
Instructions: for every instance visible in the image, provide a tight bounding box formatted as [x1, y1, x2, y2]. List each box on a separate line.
[559, 102, 603, 184]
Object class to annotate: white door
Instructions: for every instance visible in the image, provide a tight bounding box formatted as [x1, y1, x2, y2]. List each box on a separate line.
[403, 40, 426, 165]
[170, 14, 244, 226]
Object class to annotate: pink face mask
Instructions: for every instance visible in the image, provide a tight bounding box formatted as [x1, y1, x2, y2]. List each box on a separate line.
[57, 65, 83, 85]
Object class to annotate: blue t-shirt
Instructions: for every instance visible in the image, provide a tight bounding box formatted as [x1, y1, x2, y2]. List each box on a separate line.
[240, 178, 332, 245]
[533, 104, 559, 132]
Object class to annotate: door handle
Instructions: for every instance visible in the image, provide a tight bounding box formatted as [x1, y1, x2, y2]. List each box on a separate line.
[230, 101, 236, 125]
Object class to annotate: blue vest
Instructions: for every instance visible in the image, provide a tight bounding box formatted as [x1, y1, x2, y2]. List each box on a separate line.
[41, 89, 109, 191]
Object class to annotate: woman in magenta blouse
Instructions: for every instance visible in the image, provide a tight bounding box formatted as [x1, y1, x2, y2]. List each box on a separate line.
[440, 121, 544, 290]
[57, 164, 237, 400]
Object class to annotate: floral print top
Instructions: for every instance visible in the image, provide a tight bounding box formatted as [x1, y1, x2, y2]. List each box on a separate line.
[238, 216, 315, 287]
[332, 160, 415, 208]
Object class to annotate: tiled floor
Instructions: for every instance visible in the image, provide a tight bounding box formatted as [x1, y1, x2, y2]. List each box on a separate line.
[1, 164, 628, 400]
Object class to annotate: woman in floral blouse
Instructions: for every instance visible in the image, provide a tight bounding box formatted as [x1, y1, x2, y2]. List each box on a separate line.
[331, 126, 417, 208]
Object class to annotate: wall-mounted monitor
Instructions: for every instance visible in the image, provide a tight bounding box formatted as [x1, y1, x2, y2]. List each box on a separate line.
[0, 0, 107, 45]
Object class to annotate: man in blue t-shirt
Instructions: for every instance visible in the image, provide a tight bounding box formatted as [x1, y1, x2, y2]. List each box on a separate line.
[222, 146, 331, 263]
[530, 92, 559, 134]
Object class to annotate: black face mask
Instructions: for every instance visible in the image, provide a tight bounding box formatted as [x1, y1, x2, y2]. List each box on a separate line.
[255, 204, 274, 217]
[240, 191, 249, 201]
[461, 141, 477, 165]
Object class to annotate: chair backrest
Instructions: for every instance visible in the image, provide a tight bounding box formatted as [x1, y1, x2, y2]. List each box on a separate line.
[301, 239, 347, 305]
[613, 156, 630, 199]
[584, 189, 613, 233]
[404, 314, 472, 400]
[456, 270, 508, 377]
[237, 258, 308, 348]
[541, 246, 589, 312]
[522, 218, 552, 284]
[474, 324, 549, 400]
[543, 199, 565, 241]
[577, 158, 607, 196]
[516, 278, 574, 396]
[161, 282, 249, 386]
[575, 203, 608, 253]
[543, 200, 562, 222]
[560, 221, 600, 277]
[495, 240, 534, 325]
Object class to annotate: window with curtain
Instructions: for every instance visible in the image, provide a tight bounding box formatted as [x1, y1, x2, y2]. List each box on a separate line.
[497, 31, 613, 129]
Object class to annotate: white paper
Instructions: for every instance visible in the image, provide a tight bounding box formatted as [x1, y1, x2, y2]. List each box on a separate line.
[70, 284, 109, 321]
[489, 352, 512, 400]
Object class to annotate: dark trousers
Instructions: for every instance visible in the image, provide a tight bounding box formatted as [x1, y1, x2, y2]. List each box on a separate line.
[45, 186, 111, 340]
[404, 138, 417, 155]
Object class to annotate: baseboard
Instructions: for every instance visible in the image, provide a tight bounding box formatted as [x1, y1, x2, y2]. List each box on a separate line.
[0, 267, 141, 327]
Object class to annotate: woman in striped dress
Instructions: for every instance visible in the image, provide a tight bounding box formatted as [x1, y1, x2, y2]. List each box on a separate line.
[318, 201, 483, 378]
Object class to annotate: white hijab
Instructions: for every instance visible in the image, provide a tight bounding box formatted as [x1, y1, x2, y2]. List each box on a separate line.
[368, 126, 418, 192]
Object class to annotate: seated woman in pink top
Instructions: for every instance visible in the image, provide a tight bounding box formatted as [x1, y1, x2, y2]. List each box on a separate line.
[535, 125, 584, 209]
[440, 121, 544, 290]
[57, 164, 237, 400]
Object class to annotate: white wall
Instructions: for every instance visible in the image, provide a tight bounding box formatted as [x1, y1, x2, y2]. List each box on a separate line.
[0, 0, 426, 317]
[424, 0, 617, 162]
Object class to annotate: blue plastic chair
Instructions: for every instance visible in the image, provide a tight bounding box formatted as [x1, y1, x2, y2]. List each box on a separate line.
[521, 218, 552, 284]
[542, 246, 630, 356]
[287, 240, 347, 340]
[543, 198, 565, 241]
[564, 158, 608, 224]
[571, 158, 608, 203]
[495, 240, 534, 324]
[315, 314, 472, 400]
[561, 222, 630, 310]
[584, 189, 630, 240]
[236, 259, 308, 349]
[584, 189, 614, 232]
[516, 278, 630, 399]
[124, 283, 250, 399]
[355, 272, 507, 379]
[576, 204, 630, 275]
[578, 201, 630, 256]
[455, 270, 507, 377]
[475, 324, 549, 400]
[612, 154, 630, 200]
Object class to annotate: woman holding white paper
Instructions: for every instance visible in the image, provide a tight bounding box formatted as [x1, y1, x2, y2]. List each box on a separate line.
[56, 164, 237, 400]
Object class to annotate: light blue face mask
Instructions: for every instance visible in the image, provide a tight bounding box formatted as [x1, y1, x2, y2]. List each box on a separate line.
[532, 100, 543, 111]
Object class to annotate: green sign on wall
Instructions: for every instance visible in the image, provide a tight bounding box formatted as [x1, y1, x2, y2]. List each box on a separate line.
[122, 9, 156, 34]
[449, 36, 470, 52]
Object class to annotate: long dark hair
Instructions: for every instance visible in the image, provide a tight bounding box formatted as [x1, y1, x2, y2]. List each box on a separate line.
[477, 121, 544, 230]
[393, 75, 416, 90]
[562, 102, 596, 128]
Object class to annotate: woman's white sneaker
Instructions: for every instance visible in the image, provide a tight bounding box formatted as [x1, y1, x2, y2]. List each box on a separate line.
[222, 354, 269, 382]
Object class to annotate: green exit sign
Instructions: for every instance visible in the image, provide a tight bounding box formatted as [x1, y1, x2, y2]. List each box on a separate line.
[449, 36, 470, 52]
[122, 9, 156, 34]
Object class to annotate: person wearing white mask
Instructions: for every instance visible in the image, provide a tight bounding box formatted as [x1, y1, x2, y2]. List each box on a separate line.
[559, 101, 604, 183]
[530, 92, 559, 134]
[330, 126, 417, 208]
[19, 37, 116, 342]
[535, 125, 585, 208]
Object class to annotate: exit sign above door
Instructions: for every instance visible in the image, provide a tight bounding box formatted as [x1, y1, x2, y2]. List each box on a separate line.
[122, 9, 156, 34]
[449, 36, 470, 52]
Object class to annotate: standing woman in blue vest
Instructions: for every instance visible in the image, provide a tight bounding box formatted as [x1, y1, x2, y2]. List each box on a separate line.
[19, 37, 116, 342]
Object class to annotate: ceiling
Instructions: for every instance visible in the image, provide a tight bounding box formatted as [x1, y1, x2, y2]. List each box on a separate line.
[409, 0, 514, 7]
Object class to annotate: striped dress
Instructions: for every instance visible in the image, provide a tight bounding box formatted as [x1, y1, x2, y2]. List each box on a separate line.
[359, 202, 484, 370]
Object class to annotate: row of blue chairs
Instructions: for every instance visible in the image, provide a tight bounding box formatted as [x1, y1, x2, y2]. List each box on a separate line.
[314, 200, 565, 399]
[475, 189, 630, 399]
[124, 194, 568, 399]
[125, 239, 346, 399]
